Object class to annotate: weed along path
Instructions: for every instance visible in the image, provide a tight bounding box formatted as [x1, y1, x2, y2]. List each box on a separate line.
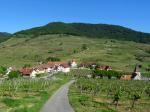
[41, 80, 75, 112]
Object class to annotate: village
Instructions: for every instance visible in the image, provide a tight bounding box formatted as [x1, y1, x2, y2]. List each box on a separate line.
[3, 59, 145, 81]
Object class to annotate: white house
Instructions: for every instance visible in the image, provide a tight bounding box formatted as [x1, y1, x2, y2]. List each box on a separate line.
[132, 64, 142, 80]
[6, 67, 13, 75]
[70, 60, 77, 68]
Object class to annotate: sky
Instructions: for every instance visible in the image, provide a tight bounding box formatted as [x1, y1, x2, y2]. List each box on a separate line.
[0, 0, 150, 33]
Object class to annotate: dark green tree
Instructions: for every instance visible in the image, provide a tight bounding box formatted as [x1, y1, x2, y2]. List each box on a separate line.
[8, 71, 21, 79]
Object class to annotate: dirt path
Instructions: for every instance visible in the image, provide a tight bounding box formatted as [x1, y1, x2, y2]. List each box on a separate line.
[40, 80, 75, 112]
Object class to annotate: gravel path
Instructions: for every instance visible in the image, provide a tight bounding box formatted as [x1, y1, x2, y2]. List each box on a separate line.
[41, 80, 75, 112]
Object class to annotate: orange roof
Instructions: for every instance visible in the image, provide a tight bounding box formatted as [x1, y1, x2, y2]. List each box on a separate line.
[120, 75, 132, 80]
[20, 68, 33, 75]
[60, 63, 70, 68]
[48, 61, 70, 68]
[97, 65, 112, 70]
[48, 61, 66, 65]
[34, 64, 53, 70]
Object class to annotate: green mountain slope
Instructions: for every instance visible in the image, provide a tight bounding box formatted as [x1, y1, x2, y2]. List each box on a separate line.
[15, 22, 150, 43]
[0, 34, 150, 72]
[0, 32, 11, 43]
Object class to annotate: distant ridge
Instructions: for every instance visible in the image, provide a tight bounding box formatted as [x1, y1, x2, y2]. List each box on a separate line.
[0, 32, 11, 43]
[0, 32, 11, 37]
[15, 22, 150, 43]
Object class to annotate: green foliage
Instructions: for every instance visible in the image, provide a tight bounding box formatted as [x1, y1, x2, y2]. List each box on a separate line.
[73, 78, 150, 111]
[82, 44, 88, 50]
[48, 50, 54, 53]
[23, 64, 31, 68]
[93, 70, 123, 79]
[0, 32, 11, 43]
[0, 66, 7, 75]
[46, 56, 61, 62]
[73, 49, 78, 54]
[2, 97, 21, 107]
[15, 22, 150, 43]
[8, 71, 21, 79]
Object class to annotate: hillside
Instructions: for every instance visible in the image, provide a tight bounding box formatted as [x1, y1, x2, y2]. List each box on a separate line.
[0, 34, 150, 72]
[0, 32, 11, 43]
[15, 22, 150, 43]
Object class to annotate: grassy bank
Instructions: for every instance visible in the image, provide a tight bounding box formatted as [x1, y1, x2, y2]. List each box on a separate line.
[0, 73, 72, 112]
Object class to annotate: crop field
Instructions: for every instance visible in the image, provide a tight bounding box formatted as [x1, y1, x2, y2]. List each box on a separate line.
[69, 70, 150, 112]
[0, 34, 149, 72]
[0, 73, 71, 112]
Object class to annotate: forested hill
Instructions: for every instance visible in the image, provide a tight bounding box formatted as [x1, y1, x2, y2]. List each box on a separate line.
[0, 32, 11, 43]
[15, 22, 150, 43]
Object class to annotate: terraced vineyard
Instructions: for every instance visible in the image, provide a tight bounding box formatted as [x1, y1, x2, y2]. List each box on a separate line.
[0, 34, 150, 73]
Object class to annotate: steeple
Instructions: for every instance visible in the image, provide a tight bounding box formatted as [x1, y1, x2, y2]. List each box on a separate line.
[132, 64, 142, 80]
[134, 64, 142, 72]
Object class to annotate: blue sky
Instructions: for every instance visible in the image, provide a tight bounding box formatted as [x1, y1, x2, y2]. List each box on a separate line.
[0, 0, 150, 33]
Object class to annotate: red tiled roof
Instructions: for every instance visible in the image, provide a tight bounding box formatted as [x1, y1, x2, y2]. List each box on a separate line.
[97, 65, 112, 70]
[48, 62, 66, 65]
[48, 61, 70, 68]
[120, 75, 132, 80]
[34, 64, 52, 70]
[20, 68, 33, 76]
[60, 63, 70, 68]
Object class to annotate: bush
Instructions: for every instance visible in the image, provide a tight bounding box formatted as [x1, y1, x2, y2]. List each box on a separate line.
[46, 57, 61, 62]
[93, 70, 123, 79]
[82, 44, 88, 50]
[8, 71, 21, 79]
[0, 66, 7, 75]
[2, 98, 21, 107]
[23, 64, 31, 68]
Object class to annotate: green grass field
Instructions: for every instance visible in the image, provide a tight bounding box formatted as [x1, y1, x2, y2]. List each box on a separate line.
[0, 34, 150, 72]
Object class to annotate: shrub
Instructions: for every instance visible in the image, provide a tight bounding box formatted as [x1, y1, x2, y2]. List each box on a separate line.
[46, 57, 61, 62]
[0, 66, 7, 75]
[93, 70, 123, 79]
[2, 98, 21, 107]
[23, 64, 31, 68]
[82, 44, 88, 50]
[8, 71, 21, 79]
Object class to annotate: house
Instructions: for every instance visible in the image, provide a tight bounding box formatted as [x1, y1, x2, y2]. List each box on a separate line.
[97, 65, 112, 71]
[59, 63, 70, 73]
[48, 61, 71, 73]
[79, 62, 97, 68]
[131, 64, 142, 80]
[120, 65, 142, 81]
[19, 68, 35, 78]
[6, 66, 17, 75]
[32, 63, 56, 76]
[120, 75, 132, 80]
[70, 59, 77, 68]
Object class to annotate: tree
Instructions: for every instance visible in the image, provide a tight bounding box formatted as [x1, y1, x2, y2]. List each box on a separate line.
[23, 64, 31, 68]
[46, 57, 61, 62]
[8, 71, 21, 79]
[73, 49, 78, 54]
[82, 44, 88, 50]
[0, 66, 7, 75]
